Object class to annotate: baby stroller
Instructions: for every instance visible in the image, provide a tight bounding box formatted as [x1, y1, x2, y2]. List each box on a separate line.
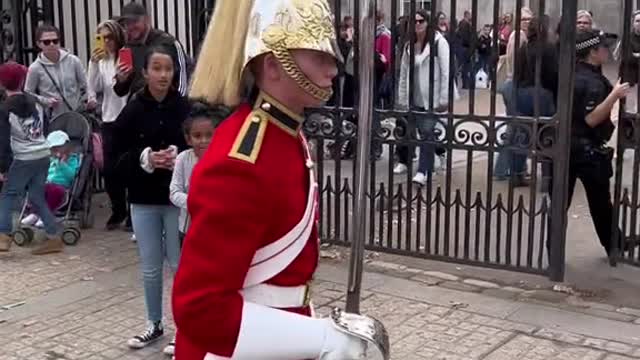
[13, 111, 96, 247]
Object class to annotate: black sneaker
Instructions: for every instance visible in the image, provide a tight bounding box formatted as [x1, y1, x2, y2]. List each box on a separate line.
[105, 213, 126, 231]
[127, 322, 164, 349]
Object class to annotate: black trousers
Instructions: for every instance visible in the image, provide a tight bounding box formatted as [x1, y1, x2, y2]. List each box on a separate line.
[549, 148, 619, 252]
[101, 122, 128, 218]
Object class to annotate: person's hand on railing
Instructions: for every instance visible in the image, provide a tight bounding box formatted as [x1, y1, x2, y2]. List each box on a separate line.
[612, 79, 631, 100]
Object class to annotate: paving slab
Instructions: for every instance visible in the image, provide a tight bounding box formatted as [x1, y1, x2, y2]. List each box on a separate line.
[507, 304, 640, 346]
[2, 203, 640, 359]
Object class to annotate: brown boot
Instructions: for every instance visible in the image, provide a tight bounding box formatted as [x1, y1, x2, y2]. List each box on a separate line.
[31, 237, 63, 255]
[0, 233, 11, 252]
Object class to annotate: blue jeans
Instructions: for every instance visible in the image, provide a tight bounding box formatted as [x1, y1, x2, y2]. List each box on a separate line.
[131, 204, 181, 323]
[0, 158, 60, 237]
[417, 116, 438, 175]
[495, 81, 527, 177]
[514, 86, 556, 178]
[456, 46, 473, 88]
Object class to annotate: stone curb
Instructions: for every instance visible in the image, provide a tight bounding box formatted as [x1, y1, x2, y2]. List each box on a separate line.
[363, 258, 640, 326]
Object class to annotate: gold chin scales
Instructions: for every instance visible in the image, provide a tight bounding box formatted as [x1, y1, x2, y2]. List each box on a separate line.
[273, 48, 333, 102]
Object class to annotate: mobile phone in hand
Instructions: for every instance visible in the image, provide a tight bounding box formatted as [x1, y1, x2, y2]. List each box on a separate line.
[95, 34, 105, 52]
[119, 48, 133, 69]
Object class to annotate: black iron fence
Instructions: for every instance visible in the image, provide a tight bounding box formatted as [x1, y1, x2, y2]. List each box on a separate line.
[305, 109, 556, 276]
[304, 0, 579, 281]
[10, 0, 640, 279]
[1, 0, 215, 64]
[611, 0, 640, 268]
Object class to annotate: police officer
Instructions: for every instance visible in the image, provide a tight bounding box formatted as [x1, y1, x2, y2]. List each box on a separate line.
[562, 30, 630, 257]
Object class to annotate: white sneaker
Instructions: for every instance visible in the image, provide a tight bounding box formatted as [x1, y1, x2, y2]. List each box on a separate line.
[436, 154, 446, 174]
[21, 214, 39, 226]
[412, 172, 427, 186]
[393, 163, 408, 175]
[163, 336, 175, 356]
[131, 234, 137, 242]
[35, 219, 44, 228]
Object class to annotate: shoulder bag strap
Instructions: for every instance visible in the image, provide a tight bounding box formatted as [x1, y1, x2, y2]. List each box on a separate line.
[41, 63, 73, 111]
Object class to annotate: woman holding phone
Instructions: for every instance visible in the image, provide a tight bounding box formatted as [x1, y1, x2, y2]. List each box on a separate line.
[88, 20, 130, 230]
[112, 46, 188, 354]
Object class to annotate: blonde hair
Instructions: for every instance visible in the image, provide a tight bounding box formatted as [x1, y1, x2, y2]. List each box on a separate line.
[97, 20, 127, 53]
[577, 10, 593, 22]
[189, 0, 254, 107]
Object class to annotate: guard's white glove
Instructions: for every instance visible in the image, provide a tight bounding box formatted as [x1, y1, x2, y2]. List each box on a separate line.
[319, 318, 367, 359]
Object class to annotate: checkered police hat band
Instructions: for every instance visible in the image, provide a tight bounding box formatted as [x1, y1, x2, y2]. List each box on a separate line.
[576, 36, 601, 51]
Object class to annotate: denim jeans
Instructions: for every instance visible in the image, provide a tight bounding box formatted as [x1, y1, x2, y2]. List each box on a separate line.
[495, 80, 531, 177]
[416, 116, 438, 175]
[513, 86, 556, 175]
[397, 113, 439, 176]
[130, 204, 181, 323]
[0, 158, 60, 237]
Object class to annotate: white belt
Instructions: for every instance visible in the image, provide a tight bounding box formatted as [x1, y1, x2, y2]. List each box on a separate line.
[240, 283, 310, 309]
[204, 285, 314, 360]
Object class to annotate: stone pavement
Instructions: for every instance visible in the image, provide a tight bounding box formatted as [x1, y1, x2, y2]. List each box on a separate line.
[1, 217, 640, 360]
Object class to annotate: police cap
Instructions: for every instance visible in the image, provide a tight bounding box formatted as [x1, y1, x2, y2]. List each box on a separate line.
[576, 29, 618, 54]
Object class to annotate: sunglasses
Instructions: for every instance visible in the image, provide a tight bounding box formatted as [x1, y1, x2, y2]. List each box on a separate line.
[40, 39, 59, 46]
[416, 19, 426, 24]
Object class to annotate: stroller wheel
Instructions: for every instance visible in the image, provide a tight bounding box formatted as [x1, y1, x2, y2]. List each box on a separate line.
[13, 228, 34, 247]
[62, 228, 81, 246]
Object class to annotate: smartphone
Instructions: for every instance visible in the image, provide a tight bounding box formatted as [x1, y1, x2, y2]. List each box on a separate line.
[94, 34, 105, 52]
[119, 48, 133, 69]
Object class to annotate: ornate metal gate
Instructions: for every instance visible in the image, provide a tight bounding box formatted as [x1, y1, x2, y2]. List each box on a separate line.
[305, 0, 578, 285]
[612, 0, 640, 268]
[5, 0, 592, 284]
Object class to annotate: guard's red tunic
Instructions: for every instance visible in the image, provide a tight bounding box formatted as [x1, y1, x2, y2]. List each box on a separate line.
[172, 94, 318, 360]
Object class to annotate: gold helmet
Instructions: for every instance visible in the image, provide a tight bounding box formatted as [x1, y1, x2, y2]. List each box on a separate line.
[190, 0, 338, 107]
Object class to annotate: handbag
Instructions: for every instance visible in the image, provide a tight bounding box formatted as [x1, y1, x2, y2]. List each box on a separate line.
[91, 132, 104, 170]
[40, 63, 74, 112]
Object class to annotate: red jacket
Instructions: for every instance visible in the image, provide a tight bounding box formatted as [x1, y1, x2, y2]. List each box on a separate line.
[172, 95, 318, 359]
[375, 27, 392, 73]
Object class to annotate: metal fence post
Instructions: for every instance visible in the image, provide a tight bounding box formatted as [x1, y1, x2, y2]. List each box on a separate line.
[42, 0, 55, 24]
[548, 0, 578, 282]
[11, 0, 24, 64]
[611, 0, 634, 267]
[345, 0, 375, 314]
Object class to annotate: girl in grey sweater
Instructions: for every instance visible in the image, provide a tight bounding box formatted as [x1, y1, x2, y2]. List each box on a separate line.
[170, 102, 229, 242]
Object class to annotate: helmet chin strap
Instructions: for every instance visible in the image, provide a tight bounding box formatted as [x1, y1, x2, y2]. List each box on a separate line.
[272, 48, 333, 102]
